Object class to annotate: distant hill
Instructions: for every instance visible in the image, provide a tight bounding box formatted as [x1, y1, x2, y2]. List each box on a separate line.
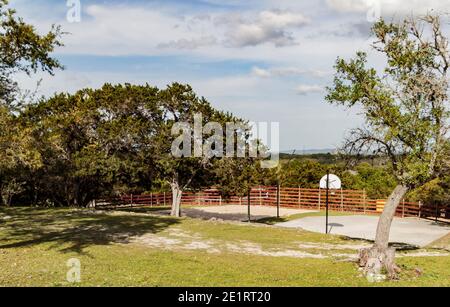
[279, 150, 388, 167]
[281, 148, 337, 155]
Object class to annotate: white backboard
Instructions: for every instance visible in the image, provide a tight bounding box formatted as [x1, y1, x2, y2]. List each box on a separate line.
[319, 174, 342, 190]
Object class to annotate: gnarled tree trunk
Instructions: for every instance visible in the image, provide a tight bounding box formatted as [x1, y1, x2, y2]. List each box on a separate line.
[170, 180, 183, 217]
[359, 184, 409, 281]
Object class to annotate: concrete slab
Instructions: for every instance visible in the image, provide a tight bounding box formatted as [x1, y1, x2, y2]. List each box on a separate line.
[277, 215, 450, 247]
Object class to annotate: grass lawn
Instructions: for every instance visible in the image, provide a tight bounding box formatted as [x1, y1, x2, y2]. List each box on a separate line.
[0, 207, 449, 287]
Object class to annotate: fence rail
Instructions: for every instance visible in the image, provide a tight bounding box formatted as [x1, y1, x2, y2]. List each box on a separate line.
[94, 186, 449, 220]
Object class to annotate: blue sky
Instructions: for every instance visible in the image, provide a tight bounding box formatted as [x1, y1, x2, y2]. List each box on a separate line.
[10, 0, 450, 150]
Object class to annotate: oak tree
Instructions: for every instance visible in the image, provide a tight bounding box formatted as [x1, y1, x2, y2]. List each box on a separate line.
[326, 15, 450, 279]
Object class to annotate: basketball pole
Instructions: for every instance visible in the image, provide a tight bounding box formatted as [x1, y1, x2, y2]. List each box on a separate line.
[326, 171, 330, 234]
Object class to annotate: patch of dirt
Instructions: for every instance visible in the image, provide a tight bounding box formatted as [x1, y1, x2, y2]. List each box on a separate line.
[129, 229, 332, 259]
[397, 251, 450, 258]
[133, 234, 183, 248]
[225, 242, 327, 259]
[296, 242, 372, 251]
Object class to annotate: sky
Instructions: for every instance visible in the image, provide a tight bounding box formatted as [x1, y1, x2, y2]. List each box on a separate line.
[10, 0, 450, 151]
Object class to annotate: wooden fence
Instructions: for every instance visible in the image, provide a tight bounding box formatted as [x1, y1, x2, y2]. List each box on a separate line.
[94, 186, 448, 220]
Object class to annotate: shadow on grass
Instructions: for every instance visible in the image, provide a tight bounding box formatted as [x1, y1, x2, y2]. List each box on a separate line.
[115, 206, 171, 214]
[0, 207, 180, 255]
[255, 211, 355, 225]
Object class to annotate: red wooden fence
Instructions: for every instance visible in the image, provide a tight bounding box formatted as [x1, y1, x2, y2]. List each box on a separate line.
[94, 186, 448, 220]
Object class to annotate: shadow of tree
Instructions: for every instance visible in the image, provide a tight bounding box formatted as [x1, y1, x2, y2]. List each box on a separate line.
[0, 208, 180, 255]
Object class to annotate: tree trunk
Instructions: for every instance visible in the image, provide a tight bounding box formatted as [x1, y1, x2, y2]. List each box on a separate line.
[170, 181, 183, 217]
[359, 184, 409, 281]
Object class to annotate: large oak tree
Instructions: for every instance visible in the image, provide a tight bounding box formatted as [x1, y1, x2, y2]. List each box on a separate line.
[326, 15, 450, 279]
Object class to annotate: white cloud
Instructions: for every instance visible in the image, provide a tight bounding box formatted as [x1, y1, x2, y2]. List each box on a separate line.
[327, 0, 450, 16]
[295, 84, 324, 95]
[222, 10, 310, 47]
[252, 66, 331, 78]
[157, 36, 218, 50]
[251, 67, 272, 78]
[21, 4, 315, 57]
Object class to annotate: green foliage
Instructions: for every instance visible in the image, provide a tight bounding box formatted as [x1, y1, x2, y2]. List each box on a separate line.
[0, 0, 63, 107]
[21, 84, 162, 206]
[214, 157, 265, 199]
[341, 163, 397, 199]
[154, 83, 232, 192]
[15, 83, 252, 207]
[0, 0, 62, 207]
[409, 177, 450, 206]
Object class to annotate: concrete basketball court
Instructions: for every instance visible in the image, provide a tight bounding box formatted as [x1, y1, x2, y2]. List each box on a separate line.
[182, 205, 317, 222]
[277, 215, 450, 247]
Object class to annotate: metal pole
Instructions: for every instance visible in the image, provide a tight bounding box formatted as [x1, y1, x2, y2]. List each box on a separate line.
[436, 203, 439, 223]
[326, 171, 330, 234]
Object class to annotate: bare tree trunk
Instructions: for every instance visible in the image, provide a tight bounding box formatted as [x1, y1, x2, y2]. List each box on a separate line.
[359, 184, 409, 281]
[170, 180, 183, 217]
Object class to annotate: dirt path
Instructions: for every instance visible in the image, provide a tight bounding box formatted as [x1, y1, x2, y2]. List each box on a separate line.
[129, 227, 450, 260]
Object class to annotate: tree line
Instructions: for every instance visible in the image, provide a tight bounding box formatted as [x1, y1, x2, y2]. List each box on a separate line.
[0, 0, 447, 215]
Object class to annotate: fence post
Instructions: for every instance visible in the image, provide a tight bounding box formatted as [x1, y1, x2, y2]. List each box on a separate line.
[318, 189, 321, 211]
[363, 189, 367, 215]
[402, 199, 405, 218]
[259, 189, 262, 206]
[340, 188, 344, 212]
[164, 192, 166, 206]
[418, 201, 422, 219]
[130, 194, 133, 208]
[298, 187, 301, 208]
[219, 195, 222, 206]
[150, 192, 153, 207]
[276, 184, 281, 218]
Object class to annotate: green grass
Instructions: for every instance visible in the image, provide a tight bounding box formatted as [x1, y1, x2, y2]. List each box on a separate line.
[0, 207, 449, 287]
